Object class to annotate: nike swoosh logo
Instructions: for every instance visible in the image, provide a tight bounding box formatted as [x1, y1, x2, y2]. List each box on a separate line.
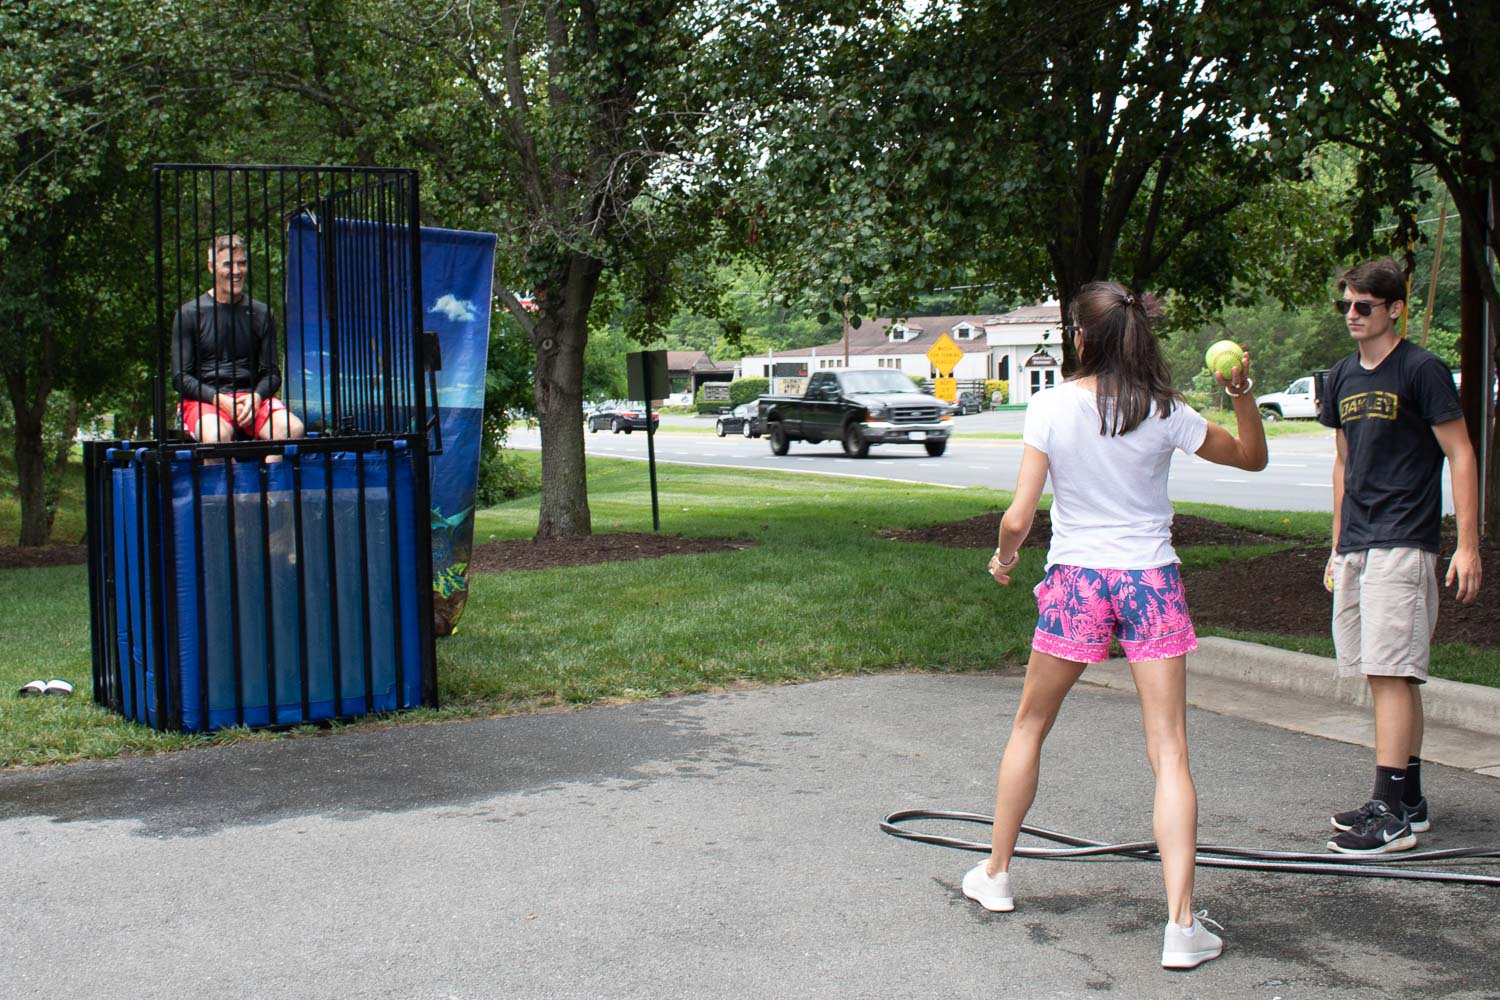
[1382, 828, 1405, 842]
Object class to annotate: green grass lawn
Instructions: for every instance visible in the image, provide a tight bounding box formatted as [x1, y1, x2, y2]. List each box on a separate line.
[0, 451, 1488, 769]
[1200, 409, 1328, 437]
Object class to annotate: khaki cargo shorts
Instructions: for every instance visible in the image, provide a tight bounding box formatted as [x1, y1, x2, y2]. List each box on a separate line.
[1331, 547, 1439, 683]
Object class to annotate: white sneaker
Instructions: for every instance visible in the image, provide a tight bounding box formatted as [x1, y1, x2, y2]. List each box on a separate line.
[961, 862, 1014, 912]
[1161, 911, 1223, 969]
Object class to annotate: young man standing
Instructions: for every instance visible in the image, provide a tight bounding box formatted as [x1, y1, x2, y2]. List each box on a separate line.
[1318, 258, 1483, 854]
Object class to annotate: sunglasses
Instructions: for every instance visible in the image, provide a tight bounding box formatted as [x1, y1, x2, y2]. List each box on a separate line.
[1335, 298, 1389, 317]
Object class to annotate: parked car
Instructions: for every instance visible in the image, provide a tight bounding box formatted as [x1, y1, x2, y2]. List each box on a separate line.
[759, 369, 952, 457]
[715, 401, 763, 438]
[586, 403, 660, 434]
[954, 390, 983, 415]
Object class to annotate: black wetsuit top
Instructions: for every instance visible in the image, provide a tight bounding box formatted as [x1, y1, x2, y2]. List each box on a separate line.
[171, 292, 281, 404]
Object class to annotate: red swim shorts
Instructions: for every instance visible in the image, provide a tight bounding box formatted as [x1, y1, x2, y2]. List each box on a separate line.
[180, 394, 288, 439]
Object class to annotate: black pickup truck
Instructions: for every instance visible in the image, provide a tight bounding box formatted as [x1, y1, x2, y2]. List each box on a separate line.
[760, 369, 954, 457]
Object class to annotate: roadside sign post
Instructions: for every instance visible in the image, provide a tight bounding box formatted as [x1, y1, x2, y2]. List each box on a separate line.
[926, 333, 964, 403]
[626, 350, 668, 531]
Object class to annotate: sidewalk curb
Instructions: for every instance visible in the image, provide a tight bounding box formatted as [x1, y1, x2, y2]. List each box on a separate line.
[1189, 636, 1500, 741]
[1083, 636, 1500, 777]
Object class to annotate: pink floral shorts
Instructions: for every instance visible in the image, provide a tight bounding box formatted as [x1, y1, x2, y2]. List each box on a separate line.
[1031, 564, 1198, 664]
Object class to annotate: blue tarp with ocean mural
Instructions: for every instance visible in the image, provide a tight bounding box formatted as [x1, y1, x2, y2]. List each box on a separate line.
[284, 217, 497, 633]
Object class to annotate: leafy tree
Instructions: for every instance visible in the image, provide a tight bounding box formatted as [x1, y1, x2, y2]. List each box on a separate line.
[0, 1, 176, 545]
[1165, 298, 1352, 395]
[203, 0, 811, 538]
[750, 0, 1346, 359]
[1273, 0, 1500, 525]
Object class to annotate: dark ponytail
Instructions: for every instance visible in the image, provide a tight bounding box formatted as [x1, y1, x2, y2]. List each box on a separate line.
[1068, 282, 1181, 436]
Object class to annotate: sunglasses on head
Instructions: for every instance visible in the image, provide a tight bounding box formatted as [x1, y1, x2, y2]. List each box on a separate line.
[1336, 298, 1389, 317]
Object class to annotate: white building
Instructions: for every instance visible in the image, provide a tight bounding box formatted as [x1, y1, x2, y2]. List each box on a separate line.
[737, 302, 1065, 404]
[981, 302, 1066, 402]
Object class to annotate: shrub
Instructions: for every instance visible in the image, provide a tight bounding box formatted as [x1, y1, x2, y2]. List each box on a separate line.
[984, 379, 1009, 405]
[1181, 389, 1219, 414]
[729, 377, 769, 405]
[476, 449, 540, 507]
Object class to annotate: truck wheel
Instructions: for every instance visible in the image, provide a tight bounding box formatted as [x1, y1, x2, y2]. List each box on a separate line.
[924, 439, 947, 457]
[769, 423, 790, 455]
[841, 422, 869, 458]
[715, 420, 727, 437]
[1259, 406, 1282, 422]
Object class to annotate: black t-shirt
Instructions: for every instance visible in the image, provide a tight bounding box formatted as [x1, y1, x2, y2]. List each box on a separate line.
[1317, 339, 1462, 553]
[171, 292, 281, 404]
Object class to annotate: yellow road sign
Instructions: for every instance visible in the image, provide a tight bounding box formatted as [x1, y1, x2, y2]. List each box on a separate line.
[926, 333, 964, 375]
[933, 376, 957, 402]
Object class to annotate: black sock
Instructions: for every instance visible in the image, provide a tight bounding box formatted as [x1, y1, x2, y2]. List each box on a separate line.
[1372, 766, 1406, 812]
[1404, 757, 1423, 806]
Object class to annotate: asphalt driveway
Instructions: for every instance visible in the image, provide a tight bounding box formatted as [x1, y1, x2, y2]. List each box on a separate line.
[3, 673, 1498, 999]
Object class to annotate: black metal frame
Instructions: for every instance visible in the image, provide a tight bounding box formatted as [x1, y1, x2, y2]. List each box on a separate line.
[85, 164, 439, 733]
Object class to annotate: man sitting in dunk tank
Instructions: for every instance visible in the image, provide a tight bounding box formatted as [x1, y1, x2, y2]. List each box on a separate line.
[172, 233, 305, 443]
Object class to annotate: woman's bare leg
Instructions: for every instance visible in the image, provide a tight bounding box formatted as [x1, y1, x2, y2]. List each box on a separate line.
[1130, 655, 1197, 924]
[986, 649, 1088, 875]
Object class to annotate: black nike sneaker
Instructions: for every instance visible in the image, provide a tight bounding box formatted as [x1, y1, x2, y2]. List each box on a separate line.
[1332, 797, 1430, 834]
[1327, 800, 1416, 854]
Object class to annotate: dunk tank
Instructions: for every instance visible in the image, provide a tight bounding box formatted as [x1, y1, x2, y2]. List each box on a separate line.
[84, 165, 440, 732]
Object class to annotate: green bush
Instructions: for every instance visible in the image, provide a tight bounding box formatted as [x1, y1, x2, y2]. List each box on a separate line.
[984, 379, 1009, 405]
[1182, 389, 1217, 414]
[476, 449, 541, 507]
[729, 377, 769, 405]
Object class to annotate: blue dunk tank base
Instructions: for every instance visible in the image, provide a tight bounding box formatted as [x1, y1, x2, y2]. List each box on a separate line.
[84, 439, 437, 733]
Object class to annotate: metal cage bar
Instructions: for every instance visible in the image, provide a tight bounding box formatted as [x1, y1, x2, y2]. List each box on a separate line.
[84, 163, 438, 733]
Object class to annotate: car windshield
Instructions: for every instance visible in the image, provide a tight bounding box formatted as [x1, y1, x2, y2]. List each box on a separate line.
[841, 370, 919, 395]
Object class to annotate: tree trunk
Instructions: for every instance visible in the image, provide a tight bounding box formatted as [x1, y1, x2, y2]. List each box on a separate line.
[532, 254, 604, 539]
[1457, 179, 1496, 536]
[12, 406, 51, 547]
[1051, 262, 1093, 374]
[52, 396, 79, 474]
[113, 400, 152, 440]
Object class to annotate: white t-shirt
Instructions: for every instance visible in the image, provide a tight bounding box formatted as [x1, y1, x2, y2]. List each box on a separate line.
[1022, 381, 1209, 570]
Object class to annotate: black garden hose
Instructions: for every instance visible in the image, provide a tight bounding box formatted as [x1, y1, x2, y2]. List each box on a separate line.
[880, 809, 1500, 887]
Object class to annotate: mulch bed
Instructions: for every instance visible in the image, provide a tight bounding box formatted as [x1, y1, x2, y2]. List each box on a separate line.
[883, 512, 1497, 650]
[1184, 536, 1498, 650]
[0, 544, 88, 570]
[466, 532, 748, 573]
[879, 510, 1283, 551]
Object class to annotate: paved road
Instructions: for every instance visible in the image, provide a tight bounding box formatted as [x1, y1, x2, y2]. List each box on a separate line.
[509, 413, 1460, 515]
[3, 674, 1497, 998]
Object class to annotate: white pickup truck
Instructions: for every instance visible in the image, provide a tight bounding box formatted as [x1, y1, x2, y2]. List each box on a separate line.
[1256, 373, 1323, 421]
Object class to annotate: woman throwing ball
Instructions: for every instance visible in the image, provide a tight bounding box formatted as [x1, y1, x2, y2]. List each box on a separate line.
[962, 283, 1266, 970]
